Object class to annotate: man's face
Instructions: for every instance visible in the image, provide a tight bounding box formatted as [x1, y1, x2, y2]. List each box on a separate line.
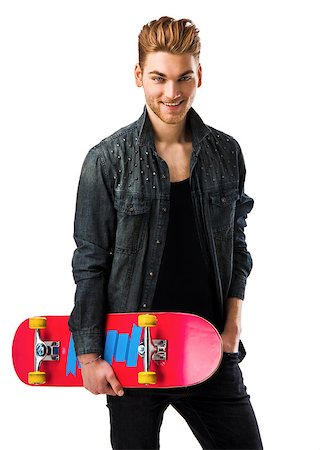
[134, 52, 202, 125]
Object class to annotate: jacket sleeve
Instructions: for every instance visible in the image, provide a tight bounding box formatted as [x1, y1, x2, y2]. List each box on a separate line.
[68, 146, 116, 356]
[227, 139, 254, 300]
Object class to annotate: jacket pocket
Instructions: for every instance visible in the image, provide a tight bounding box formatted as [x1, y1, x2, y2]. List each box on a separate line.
[114, 193, 151, 254]
[209, 188, 239, 240]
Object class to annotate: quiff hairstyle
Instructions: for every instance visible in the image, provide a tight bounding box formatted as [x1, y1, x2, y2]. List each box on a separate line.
[138, 16, 201, 71]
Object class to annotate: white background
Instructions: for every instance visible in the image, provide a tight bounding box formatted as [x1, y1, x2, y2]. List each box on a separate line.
[1, 1, 329, 449]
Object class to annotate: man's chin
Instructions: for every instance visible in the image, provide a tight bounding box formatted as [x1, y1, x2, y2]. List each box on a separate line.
[155, 109, 188, 125]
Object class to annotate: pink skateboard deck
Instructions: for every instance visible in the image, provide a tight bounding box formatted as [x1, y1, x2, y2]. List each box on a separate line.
[12, 312, 222, 388]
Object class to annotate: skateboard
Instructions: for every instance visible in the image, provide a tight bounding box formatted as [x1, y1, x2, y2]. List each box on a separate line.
[12, 312, 222, 388]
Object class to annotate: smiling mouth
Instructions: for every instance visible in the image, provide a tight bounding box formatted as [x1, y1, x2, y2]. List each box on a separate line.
[161, 100, 184, 108]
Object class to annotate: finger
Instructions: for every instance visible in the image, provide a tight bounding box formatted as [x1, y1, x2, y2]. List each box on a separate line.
[106, 371, 124, 396]
[102, 385, 117, 396]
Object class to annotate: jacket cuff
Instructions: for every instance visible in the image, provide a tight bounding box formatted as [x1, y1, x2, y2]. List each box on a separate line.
[71, 331, 104, 356]
[228, 275, 247, 300]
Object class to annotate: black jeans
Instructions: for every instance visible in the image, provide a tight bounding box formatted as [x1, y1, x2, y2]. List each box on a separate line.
[106, 353, 263, 450]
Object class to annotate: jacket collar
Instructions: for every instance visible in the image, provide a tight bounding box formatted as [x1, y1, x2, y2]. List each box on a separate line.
[136, 105, 211, 151]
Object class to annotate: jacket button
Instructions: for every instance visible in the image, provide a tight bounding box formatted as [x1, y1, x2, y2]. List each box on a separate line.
[149, 271, 154, 277]
[142, 303, 147, 308]
[221, 197, 227, 203]
[161, 207, 167, 213]
[156, 240, 161, 244]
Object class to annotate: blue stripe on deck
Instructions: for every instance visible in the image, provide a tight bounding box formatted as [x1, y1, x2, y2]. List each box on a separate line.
[114, 333, 129, 362]
[103, 325, 142, 367]
[66, 324, 143, 376]
[126, 324, 142, 367]
[103, 330, 118, 365]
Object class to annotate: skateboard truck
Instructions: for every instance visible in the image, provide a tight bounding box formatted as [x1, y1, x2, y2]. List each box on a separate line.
[138, 338, 167, 362]
[137, 314, 167, 385]
[28, 317, 60, 385]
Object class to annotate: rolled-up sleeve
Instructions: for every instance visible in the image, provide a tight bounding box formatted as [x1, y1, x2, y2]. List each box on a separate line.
[228, 140, 254, 300]
[68, 146, 115, 355]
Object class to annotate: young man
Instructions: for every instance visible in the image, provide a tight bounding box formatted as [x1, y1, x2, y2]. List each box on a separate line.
[69, 16, 263, 450]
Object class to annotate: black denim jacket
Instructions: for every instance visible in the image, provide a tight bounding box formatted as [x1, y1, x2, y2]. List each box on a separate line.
[69, 106, 254, 356]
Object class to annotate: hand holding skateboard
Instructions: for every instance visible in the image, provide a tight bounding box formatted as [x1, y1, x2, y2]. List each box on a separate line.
[79, 355, 124, 396]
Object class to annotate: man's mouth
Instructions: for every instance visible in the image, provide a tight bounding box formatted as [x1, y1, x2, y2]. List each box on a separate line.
[161, 100, 184, 108]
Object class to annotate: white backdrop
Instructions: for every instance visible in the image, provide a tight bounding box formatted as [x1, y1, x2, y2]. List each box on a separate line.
[1, 1, 329, 449]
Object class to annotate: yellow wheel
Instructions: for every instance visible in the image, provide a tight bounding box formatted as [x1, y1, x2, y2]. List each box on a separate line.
[138, 371, 157, 385]
[29, 317, 47, 329]
[138, 314, 157, 328]
[28, 371, 46, 385]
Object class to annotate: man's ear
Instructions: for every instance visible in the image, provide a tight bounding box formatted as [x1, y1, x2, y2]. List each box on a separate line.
[197, 63, 202, 88]
[134, 63, 143, 87]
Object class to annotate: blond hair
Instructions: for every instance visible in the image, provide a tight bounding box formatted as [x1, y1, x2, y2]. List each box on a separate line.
[138, 16, 201, 70]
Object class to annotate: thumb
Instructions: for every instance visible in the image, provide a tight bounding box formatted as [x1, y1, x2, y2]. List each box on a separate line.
[105, 366, 124, 396]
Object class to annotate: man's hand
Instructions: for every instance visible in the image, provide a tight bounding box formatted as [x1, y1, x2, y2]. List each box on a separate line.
[78, 353, 124, 396]
[221, 328, 241, 353]
[221, 297, 243, 353]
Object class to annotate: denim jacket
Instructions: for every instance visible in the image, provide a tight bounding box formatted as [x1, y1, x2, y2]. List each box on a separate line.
[69, 106, 254, 356]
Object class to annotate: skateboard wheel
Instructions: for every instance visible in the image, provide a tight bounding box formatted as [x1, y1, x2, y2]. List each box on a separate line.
[138, 371, 157, 385]
[138, 314, 157, 327]
[29, 317, 47, 329]
[28, 371, 46, 385]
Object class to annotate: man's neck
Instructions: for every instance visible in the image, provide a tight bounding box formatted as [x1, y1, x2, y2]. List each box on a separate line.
[146, 104, 191, 145]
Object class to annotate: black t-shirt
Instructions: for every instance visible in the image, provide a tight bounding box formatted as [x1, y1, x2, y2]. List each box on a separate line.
[152, 177, 221, 329]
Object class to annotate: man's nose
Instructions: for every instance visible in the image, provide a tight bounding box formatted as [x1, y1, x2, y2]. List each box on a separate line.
[164, 81, 180, 100]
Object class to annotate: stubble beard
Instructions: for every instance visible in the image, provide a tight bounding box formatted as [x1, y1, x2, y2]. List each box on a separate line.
[147, 98, 191, 125]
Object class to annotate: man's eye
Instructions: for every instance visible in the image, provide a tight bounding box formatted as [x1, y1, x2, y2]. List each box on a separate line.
[180, 76, 192, 81]
[153, 77, 164, 82]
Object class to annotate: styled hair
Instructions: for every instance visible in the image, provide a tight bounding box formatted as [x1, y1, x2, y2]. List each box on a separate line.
[138, 16, 201, 71]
